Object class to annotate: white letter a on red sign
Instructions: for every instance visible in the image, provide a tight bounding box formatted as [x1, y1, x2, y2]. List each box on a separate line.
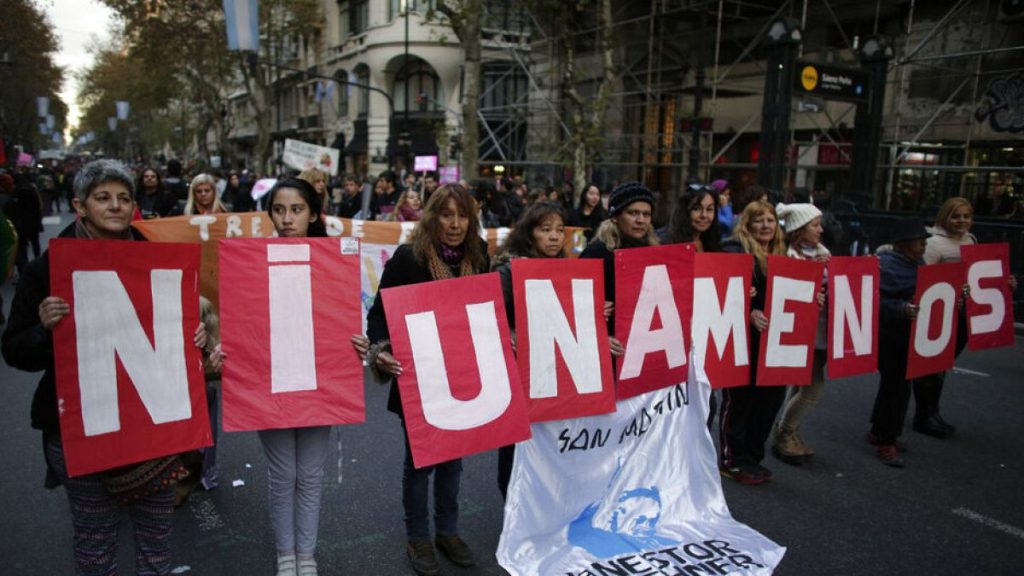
[73, 270, 192, 437]
[405, 302, 512, 430]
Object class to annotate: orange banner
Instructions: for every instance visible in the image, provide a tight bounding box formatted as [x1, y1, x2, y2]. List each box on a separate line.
[132, 212, 586, 310]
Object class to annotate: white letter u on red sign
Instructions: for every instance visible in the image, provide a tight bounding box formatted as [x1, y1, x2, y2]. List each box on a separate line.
[404, 301, 512, 431]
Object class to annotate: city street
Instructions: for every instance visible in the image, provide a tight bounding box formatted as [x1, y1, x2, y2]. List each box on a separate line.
[2, 215, 1022, 576]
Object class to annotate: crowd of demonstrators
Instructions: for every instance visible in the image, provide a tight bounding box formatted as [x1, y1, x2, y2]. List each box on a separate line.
[3, 157, 1022, 573]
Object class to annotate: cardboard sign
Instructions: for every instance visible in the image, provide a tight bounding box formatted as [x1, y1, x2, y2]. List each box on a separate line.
[219, 237, 365, 431]
[961, 243, 1014, 350]
[906, 263, 964, 379]
[282, 138, 340, 176]
[757, 256, 825, 386]
[827, 256, 880, 379]
[414, 155, 438, 172]
[614, 244, 696, 399]
[511, 259, 615, 422]
[49, 239, 211, 477]
[382, 273, 531, 468]
[692, 252, 753, 389]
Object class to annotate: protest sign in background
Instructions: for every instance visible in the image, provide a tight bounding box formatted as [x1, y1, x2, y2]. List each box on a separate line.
[757, 256, 824, 386]
[827, 256, 879, 379]
[907, 262, 964, 379]
[497, 353, 786, 575]
[282, 138, 340, 175]
[693, 252, 753, 389]
[961, 243, 1014, 351]
[49, 239, 211, 477]
[512, 258, 615, 422]
[219, 237, 365, 431]
[614, 244, 695, 399]
[383, 272, 531, 468]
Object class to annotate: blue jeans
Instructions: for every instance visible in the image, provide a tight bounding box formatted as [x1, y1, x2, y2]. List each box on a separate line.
[401, 424, 462, 540]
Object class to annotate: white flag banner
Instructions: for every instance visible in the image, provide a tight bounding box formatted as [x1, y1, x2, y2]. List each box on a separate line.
[497, 354, 786, 575]
[282, 138, 340, 176]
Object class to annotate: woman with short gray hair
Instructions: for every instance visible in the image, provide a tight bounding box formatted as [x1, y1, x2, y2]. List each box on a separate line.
[2, 158, 208, 575]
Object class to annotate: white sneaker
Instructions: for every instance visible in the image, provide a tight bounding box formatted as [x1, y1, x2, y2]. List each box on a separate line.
[276, 554, 297, 576]
[298, 557, 318, 576]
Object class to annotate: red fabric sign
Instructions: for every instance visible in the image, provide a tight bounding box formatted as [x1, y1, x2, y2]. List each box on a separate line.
[757, 255, 824, 386]
[827, 256, 880, 379]
[614, 244, 695, 399]
[511, 258, 615, 422]
[693, 252, 753, 389]
[49, 239, 211, 477]
[382, 273, 531, 468]
[961, 243, 1014, 350]
[906, 263, 964, 379]
[219, 237, 365, 431]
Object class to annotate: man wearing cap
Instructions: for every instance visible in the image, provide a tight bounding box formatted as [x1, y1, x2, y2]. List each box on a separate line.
[868, 218, 931, 468]
[579, 181, 659, 330]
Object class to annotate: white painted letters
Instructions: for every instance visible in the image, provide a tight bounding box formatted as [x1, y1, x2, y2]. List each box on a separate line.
[524, 278, 602, 399]
[268, 244, 318, 392]
[764, 276, 815, 368]
[620, 265, 686, 379]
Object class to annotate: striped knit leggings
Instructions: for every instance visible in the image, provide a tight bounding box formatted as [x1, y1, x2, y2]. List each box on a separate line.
[45, 436, 175, 576]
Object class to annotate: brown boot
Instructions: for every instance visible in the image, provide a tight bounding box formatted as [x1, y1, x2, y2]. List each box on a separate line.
[772, 425, 805, 465]
[791, 428, 815, 459]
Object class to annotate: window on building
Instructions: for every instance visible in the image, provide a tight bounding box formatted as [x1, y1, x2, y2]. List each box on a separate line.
[335, 70, 350, 117]
[394, 59, 442, 112]
[350, 0, 370, 35]
[356, 66, 370, 117]
[389, 0, 437, 20]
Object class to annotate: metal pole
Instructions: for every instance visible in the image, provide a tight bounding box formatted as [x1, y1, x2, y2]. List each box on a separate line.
[885, 0, 915, 210]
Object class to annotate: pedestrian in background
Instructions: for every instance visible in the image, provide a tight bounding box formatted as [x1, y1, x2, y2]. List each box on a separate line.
[568, 182, 606, 242]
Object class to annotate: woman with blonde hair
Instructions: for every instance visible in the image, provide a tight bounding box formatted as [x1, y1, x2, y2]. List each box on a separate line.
[183, 173, 228, 215]
[298, 169, 329, 215]
[388, 188, 424, 222]
[913, 196, 1017, 438]
[718, 199, 787, 485]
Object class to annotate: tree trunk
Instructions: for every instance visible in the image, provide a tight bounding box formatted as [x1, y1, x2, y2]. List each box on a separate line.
[459, 0, 482, 180]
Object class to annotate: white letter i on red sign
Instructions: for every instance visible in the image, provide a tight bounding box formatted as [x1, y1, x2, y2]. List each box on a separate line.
[267, 244, 318, 393]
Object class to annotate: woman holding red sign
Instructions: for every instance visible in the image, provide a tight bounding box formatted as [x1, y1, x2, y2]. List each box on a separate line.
[257, 178, 330, 576]
[718, 200, 788, 485]
[356, 183, 487, 576]
[772, 203, 830, 465]
[1, 159, 209, 576]
[914, 197, 1017, 438]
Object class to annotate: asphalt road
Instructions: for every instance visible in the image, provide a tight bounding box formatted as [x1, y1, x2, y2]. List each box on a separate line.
[2, 214, 1022, 575]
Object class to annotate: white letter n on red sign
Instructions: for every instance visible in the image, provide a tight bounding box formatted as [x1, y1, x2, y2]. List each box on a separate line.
[73, 270, 192, 437]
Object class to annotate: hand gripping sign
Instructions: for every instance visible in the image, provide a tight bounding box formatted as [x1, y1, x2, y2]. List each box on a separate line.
[49, 239, 211, 477]
[906, 262, 965, 380]
[219, 237, 365, 431]
[757, 255, 825, 386]
[827, 256, 880, 379]
[692, 252, 753, 389]
[961, 243, 1014, 351]
[511, 258, 616, 422]
[614, 244, 696, 399]
[383, 273, 532, 468]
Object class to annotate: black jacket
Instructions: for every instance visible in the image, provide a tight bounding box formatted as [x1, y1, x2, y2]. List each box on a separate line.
[366, 240, 489, 415]
[1, 223, 145, 434]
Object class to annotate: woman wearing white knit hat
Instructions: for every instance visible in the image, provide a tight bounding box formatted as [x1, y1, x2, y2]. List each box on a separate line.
[771, 202, 830, 465]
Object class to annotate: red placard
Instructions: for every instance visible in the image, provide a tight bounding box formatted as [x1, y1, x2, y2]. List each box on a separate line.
[693, 252, 753, 389]
[383, 273, 531, 468]
[511, 259, 615, 422]
[614, 244, 695, 399]
[757, 256, 825, 386]
[906, 262, 964, 379]
[961, 243, 1014, 350]
[827, 256, 880, 379]
[49, 239, 211, 477]
[219, 237, 365, 431]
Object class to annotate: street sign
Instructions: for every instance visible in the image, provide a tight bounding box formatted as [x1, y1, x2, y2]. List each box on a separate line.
[795, 61, 870, 103]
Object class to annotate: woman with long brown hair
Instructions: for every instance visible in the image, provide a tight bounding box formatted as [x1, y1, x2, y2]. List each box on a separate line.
[355, 183, 486, 576]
